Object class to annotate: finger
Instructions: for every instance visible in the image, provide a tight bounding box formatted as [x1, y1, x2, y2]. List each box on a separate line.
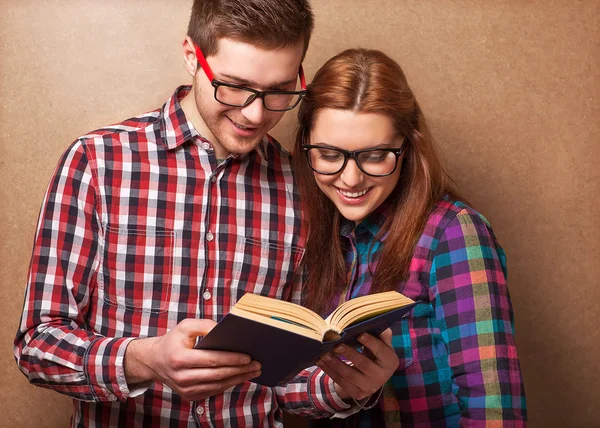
[175, 319, 219, 347]
[361, 346, 376, 361]
[331, 344, 379, 375]
[328, 342, 396, 392]
[316, 357, 361, 398]
[177, 348, 255, 368]
[320, 351, 364, 382]
[171, 362, 262, 387]
[357, 333, 396, 365]
[378, 328, 393, 346]
[180, 368, 263, 400]
[319, 354, 383, 401]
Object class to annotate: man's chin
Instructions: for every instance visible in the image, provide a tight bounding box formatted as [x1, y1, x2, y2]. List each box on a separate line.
[222, 135, 264, 155]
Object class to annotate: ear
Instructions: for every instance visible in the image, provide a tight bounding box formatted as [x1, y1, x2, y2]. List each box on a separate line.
[182, 36, 198, 77]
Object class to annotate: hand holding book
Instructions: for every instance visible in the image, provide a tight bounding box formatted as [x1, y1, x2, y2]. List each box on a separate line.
[316, 328, 399, 401]
[125, 319, 261, 402]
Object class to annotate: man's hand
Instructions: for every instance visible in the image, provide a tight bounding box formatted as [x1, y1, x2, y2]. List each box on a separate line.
[315, 328, 399, 401]
[125, 319, 261, 401]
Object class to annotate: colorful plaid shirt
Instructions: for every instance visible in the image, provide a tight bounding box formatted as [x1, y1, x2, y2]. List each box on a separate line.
[14, 86, 355, 427]
[316, 199, 527, 427]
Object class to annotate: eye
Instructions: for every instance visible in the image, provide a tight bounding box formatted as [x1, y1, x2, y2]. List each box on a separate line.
[316, 148, 344, 162]
[359, 150, 391, 163]
[227, 87, 250, 94]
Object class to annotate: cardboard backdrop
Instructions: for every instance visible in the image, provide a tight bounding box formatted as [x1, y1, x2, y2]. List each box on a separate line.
[1, 1, 598, 426]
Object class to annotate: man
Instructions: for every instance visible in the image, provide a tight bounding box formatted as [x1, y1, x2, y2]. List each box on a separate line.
[14, 1, 399, 426]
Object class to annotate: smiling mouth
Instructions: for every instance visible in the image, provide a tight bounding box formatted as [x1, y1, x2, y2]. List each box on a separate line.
[337, 187, 371, 198]
[229, 117, 258, 131]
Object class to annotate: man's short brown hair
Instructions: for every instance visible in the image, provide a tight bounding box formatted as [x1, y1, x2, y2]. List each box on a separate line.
[187, 0, 314, 61]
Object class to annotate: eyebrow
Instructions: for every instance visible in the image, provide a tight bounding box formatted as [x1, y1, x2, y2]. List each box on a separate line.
[313, 142, 396, 149]
[218, 73, 297, 90]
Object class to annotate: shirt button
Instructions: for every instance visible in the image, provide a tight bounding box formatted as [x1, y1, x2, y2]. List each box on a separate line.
[210, 176, 217, 183]
[206, 232, 214, 242]
[196, 406, 204, 416]
[203, 291, 212, 300]
[201, 142, 211, 150]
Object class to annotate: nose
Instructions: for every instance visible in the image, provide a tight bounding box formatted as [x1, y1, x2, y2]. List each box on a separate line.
[240, 96, 265, 124]
[339, 159, 364, 187]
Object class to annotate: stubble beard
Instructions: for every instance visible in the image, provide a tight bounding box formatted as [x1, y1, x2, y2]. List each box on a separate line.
[214, 116, 266, 155]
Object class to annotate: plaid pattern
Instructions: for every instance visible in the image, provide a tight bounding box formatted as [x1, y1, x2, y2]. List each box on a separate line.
[14, 86, 351, 427]
[320, 198, 527, 427]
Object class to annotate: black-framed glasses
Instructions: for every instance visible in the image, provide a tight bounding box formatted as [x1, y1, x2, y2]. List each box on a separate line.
[303, 139, 408, 177]
[195, 43, 307, 112]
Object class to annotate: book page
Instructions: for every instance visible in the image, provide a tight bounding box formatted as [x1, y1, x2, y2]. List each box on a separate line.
[234, 293, 326, 332]
[229, 307, 324, 341]
[326, 291, 415, 329]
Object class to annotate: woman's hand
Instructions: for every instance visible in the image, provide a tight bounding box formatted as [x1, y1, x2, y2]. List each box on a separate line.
[316, 328, 399, 401]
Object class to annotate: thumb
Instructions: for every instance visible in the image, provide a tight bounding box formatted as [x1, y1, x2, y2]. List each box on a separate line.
[175, 318, 218, 348]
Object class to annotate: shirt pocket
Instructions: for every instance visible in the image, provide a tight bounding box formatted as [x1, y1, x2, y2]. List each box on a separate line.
[231, 236, 305, 303]
[98, 225, 175, 313]
[392, 316, 414, 370]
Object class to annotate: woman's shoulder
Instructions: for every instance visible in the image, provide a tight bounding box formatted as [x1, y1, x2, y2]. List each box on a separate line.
[409, 197, 506, 278]
[428, 197, 492, 229]
[420, 196, 498, 248]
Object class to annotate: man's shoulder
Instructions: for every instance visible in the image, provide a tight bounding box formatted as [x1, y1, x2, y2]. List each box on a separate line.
[78, 108, 163, 143]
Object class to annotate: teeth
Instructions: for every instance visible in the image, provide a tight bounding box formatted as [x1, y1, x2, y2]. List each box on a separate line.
[232, 121, 250, 130]
[339, 188, 369, 198]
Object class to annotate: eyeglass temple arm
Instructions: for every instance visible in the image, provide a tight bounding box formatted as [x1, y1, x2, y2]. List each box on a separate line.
[194, 44, 214, 81]
[299, 65, 306, 90]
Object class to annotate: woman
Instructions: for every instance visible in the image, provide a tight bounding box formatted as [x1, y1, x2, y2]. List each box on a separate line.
[293, 49, 527, 426]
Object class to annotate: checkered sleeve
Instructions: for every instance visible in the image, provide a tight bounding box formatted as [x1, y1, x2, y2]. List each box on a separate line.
[431, 208, 527, 425]
[275, 366, 355, 418]
[13, 140, 134, 402]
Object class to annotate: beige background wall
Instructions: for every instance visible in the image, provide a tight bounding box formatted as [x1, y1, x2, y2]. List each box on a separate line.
[1, 1, 598, 426]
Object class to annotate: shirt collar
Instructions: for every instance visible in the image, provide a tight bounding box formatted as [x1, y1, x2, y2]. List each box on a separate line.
[340, 200, 392, 241]
[159, 85, 199, 150]
[159, 85, 269, 162]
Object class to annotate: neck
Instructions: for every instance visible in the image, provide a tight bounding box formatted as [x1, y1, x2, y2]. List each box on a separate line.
[180, 86, 230, 159]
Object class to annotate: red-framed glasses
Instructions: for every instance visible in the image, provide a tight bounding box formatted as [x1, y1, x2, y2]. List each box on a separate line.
[194, 44, 307, 112]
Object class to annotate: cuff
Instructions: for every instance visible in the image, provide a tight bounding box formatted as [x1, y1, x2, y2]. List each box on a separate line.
[307, 367, 352, 415]
[83, 336, 139, 401]
[331, 386, 384, 418]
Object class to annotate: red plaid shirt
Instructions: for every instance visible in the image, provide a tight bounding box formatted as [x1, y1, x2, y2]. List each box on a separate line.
[14, 86, 353, 427]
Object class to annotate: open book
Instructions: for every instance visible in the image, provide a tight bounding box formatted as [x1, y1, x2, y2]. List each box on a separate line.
[197, 291, 416, 386]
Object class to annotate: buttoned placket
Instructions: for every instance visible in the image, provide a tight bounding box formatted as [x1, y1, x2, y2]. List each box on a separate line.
[202, 159, 224, 304]
[192, 139, 222, 426]
[192, 398, 208, 425]
[196, 139, 221, 298]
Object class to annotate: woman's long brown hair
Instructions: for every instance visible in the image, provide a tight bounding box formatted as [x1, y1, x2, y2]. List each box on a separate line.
[293, 48, 461, 315]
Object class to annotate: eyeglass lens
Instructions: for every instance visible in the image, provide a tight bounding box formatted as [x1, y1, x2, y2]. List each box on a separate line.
[215, 86, 302, 111]
[307, 147, 399, 176]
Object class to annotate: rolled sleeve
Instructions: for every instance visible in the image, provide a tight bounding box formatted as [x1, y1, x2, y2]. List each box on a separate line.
[84, 336, 143, 401]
